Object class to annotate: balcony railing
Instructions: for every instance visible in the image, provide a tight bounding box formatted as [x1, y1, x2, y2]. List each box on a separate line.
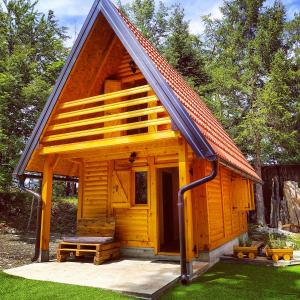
[40, 84, 176, 155]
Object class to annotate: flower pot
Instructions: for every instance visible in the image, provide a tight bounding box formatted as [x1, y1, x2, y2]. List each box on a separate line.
[233, 246, 259, 259]
[265, 248, 293, 262]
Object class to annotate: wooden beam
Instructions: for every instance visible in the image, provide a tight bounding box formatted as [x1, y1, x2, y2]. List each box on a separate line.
[60, 140, 179, 160]
[148, 157, 158, 254]
[77, 160, 84, 220]
[104, 80, 122, 139]
[121, 73, 145, 83]
[60, 84, 152, 110]
[40, 131, 178, 155]
[147, 90, 157, 133]
[88, 35, 119, 96]
[178, 138, 194, 262]
[39, 155, 55, 262]
[55, 95, 158, 121]
[43, 117, 171, 143]
[47, 106, 165, 132]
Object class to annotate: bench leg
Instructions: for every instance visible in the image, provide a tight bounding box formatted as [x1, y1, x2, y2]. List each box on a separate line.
[94, 256, 105, 265]
[57, 253, 69, 262]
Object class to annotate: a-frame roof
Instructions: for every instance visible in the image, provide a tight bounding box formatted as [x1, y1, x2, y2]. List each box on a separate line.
[14, 0, 260, 182]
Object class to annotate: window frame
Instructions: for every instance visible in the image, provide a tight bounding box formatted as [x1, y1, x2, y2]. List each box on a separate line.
[131, 166, 150, 208]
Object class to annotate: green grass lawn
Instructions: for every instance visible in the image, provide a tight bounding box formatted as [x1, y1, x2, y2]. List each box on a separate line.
[0, 271, 131, 300]
[1, 262, 300, 300]
[162, 262, 300, 300]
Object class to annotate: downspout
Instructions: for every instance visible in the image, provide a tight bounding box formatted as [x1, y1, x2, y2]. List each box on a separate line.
[18, 175, 42, 262]
[178, 159, 218, 284]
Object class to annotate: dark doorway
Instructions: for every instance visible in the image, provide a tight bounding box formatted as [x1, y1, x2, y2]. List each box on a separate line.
[158, 167, 180, 253]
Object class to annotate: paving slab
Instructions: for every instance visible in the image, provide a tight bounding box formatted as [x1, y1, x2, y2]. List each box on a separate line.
[4, 259, 183, 299]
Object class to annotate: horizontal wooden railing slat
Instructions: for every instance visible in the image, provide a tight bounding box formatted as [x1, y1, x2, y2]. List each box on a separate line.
[47, 106, 165, 132]
[60, 84, 152, 109]
[43, 117, 171, 142]
[55, 95, 158, 121]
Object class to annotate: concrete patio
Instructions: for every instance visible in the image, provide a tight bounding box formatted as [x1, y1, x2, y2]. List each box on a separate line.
[4, 258, 209, 299]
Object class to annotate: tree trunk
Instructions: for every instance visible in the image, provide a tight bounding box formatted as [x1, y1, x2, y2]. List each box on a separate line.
[270, 176, 280, 228]
[254, 153, 266, 226]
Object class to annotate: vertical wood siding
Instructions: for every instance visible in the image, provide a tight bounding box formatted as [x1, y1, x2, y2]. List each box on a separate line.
[193, 160, 252, 252]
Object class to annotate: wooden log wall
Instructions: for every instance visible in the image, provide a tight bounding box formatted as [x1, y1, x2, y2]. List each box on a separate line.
[192, 159, 252, 252]
[79, 160, 109, 219]
[77, 140, 182, 250]
[77, 147, 253, 254]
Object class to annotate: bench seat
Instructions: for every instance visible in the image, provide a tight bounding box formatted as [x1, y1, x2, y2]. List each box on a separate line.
[57, 217, 120, 265]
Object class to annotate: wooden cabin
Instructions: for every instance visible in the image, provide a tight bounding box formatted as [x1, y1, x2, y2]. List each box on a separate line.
[14, 0, 260, 276]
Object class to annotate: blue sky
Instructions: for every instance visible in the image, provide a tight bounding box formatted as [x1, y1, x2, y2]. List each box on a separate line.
[36, 0, 300, 46]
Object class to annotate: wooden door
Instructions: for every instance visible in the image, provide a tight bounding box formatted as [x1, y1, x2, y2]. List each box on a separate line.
[111, 170, 131, 208]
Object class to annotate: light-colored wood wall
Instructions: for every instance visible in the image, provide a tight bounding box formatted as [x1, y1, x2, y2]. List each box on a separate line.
[78, 147, 254, 256]
[80, 160, 109, 219]
[192, 159, 253, 252]
[77, 141, 181, 251]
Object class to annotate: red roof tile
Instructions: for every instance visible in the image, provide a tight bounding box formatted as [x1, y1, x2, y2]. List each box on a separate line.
[119, 11, 260, 181]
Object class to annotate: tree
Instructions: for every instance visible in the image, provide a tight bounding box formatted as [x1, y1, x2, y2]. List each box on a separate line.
[118, 0, 210, 90]
[0, 0, 68, 190]
[163, 4, 209, 89]
[202, 0, 299, 225]
[117, 0, 169, 50]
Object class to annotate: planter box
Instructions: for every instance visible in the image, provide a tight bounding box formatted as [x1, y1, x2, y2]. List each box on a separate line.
[233, 242, 264, 259]
[265, 248, 293, 262]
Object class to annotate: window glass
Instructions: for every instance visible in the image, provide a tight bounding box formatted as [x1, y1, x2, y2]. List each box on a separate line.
[135, 171, 148, 204]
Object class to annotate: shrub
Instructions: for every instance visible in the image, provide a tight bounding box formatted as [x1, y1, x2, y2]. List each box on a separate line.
[0, 192, 77, 235]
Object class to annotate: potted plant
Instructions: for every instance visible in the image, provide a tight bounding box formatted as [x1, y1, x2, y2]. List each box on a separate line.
[265, 234, 293, 262]
[233, 237, 263, 259]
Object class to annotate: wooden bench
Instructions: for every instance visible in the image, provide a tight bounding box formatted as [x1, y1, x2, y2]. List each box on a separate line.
[57, 217, 120, 265]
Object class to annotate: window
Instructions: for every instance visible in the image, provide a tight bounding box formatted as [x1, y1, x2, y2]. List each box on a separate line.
[134, 171, 148, 205]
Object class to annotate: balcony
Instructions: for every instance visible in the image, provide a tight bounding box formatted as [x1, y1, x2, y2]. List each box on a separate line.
[40, 85, 176, 155]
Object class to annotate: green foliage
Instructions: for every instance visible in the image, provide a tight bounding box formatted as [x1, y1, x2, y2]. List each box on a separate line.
[0, 0, 68, 190]
[0, 192, 77, 234]
[267, 233, 288, 249]
[119, 0, 299, 172]
[117, 0, 168, 50]
[248, 225, 300, 250]
[118, 0, 210, 89]
[202, 1, 300, 167]
[238, 236, 253, 247]
[163, 5, 209, 88]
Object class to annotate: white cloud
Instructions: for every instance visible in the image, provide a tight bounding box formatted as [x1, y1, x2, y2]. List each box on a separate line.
[188, 1, 223, 35]
[35, 0, 299, 47]
[36, 0, 93, 17]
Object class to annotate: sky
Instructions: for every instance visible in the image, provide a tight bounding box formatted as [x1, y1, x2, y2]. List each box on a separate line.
[36, 0, 300, 47]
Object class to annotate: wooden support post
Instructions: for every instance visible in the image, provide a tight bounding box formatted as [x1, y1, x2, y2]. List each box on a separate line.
[77, 160, 84, 220]
[178, 138, 194, 262]
[104, 80, 122, 138]
[39, 156, 54, 262]
[147, 90, 157, 133]
[148, 157, 158, 254]
[107, 160, 114, 216]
